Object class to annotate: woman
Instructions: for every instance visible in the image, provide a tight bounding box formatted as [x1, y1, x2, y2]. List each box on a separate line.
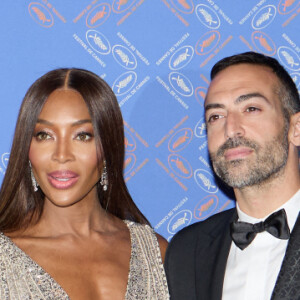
[0, 68, 169, 299]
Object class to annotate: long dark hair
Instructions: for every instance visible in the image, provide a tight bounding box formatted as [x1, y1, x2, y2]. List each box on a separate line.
[0, 68, 149, 232]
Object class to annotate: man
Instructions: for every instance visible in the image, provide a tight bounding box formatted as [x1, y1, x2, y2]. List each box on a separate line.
[165, 52, 300, 300]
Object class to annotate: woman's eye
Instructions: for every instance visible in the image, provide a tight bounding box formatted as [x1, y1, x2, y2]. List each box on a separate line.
[35, 131, 51, 141]
[75, 132, 93, 142]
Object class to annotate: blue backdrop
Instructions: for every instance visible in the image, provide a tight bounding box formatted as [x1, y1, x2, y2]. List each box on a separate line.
[0, 0, 299, 240]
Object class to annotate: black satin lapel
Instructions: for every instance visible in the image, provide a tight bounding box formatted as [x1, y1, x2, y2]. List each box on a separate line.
[271, 213, 300, 300]
[195, 210, 236, 300]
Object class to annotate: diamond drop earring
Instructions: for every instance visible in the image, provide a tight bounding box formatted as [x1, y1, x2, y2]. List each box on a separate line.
[100, 161, 108, 191]
[29, 161, 38, 192]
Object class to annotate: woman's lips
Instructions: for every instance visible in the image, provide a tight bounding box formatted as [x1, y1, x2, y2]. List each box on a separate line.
[224, 147, 253, 161]
[47, 170, 79, 189]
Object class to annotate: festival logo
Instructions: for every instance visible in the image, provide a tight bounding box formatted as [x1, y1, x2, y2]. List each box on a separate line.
[112, 45, 137, 70]
[168, 128, 193, 152]
[112, 0, 136, 13]
[1, 153, 9, 170]
[124, 153, 136, 175]
[112, 71, 137, 96]
[195, 30, 220, 55]
[168, 154, 193, 179]
[277, 46, 300, 71]
[170, 0, 194, 14]
[169, 46, 194, 70]
[86, 4, 111, 28]
[277, 0, 300, 15]
[193, 194, 218, 220]
[252, 31, 276, 56]
[28, 2, 54, 28]
[195, 4, 220, 29]
[252, 5, 276, 30]
[194, 118, 206, 138]
[169, 72, 194, 97]
[167, 210, 192, 234]
[195, 86, 207, 106]
[194, 169, 218, 193]
[124, 129, 136, 152]
[86, 30, 111, 55]
[291, 72, 300, 88]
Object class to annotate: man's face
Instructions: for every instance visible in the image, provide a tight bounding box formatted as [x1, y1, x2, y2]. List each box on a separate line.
[205, 64, 289, 188]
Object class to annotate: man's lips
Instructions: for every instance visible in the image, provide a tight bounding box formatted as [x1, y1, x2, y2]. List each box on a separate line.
[224, 147, 253, 161]
[47, 170, 79, 189]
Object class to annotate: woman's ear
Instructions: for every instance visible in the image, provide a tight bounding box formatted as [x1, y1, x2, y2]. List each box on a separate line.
[289, 112, 300, 146]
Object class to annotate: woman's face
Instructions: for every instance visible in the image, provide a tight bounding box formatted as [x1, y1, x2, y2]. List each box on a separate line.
[29, 89, 101, 207]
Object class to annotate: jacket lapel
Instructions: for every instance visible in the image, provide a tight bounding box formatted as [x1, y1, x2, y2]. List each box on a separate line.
[195, 209, 236, 300]
[271, 213, 300, 300]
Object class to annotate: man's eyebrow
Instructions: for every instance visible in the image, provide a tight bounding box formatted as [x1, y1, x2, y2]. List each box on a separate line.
[205, 93, 270, 112]
[36, 119, 92, 126]
[234, 93, 270, 105]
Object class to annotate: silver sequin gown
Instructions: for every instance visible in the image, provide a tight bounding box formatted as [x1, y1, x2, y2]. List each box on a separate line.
[0, 221, 170, 299]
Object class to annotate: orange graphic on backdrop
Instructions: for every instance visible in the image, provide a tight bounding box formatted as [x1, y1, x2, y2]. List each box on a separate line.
[198, 33, 216, 52]
[117, 0, 129, 10]
[125, 137, 134, 149]
[178, 0, 191, 9]
[172, 131, 190, 150]
[255, 35, 273, 52]
[90, 7, 107, 25]
[32, 6, 50, 23]
[124, 156, 132, 168]
[282, 0, 297, 11]
[171, 157, 190, 175]
[197, 198, 214, 217]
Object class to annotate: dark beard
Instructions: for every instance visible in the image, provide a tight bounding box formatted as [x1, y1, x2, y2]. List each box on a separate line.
[209, 124, 289, 188]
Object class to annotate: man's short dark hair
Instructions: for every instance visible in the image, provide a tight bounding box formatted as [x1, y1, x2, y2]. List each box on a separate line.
[210, 51, 300, 118]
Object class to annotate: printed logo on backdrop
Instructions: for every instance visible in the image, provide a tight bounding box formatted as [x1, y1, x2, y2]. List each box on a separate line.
[112, 45, 137, 70]
[112, 71, 137, 96]
[194, 169, 218, 193]
[169, 46, 194, 70]
[195, 4, 221, 29]
[112, 0, 136, 13]
[291, 73, 300, 88]
[86, 30, 111, 55]
[195, 31, 220, 55]
[167, 210, 192, 234]
[252, 31, 276, 56]
[169, 72, 194, 97]
[194, 195, 218, 220]
[86, 4, 111, 28]
[124, 153, 136, 175]
[0, 153, 9, 175]
[124, 130, 136, 152]
[278, 0, 300, 15]
[168, 128, 193, 152]
[194, 118, 206, 138]
[28, 2, 54, 27]
[195, 87, 207, 106]
[277, 46, 300, 71]
[251, 5, 276, 30]
[168, 154, 193, 179]
[170, 0, 194, 14]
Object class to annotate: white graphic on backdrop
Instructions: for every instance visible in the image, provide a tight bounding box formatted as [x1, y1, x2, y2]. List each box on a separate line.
[194, 169, 218, 193]
[195, 4, 220, 29]
[1, 153, 9, 175]
[278, 46, 300, 71]
[112, 71, 137, 96]
[86, 30, 111, 55]
[252, 5, 276, 30]
[169, 72, 193, 97]
[167, 210, 192, 234]
[169, 46, 194, 70]
[112, 45, 137, 70]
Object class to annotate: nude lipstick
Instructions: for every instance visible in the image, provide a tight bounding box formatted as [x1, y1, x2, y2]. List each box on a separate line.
[47, 170, 79, 189]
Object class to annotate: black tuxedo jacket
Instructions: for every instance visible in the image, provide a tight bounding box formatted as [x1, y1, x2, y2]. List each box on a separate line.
[165, 208, 300, 300]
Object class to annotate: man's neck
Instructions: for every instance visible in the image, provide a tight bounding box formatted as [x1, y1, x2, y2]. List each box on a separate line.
[234, 164, 300, 218]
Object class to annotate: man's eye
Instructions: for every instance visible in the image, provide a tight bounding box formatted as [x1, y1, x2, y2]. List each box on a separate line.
[207, 114, 222, 123]
[75, 132, 93, 142]
[246, 107, 260, 112]
[35, 131, 51, 141]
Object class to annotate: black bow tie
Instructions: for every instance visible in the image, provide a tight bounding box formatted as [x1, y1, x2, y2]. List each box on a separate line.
[230, 209, 290, 250]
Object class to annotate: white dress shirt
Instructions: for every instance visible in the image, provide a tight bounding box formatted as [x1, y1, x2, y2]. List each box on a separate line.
[222, 189, 300, 300]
